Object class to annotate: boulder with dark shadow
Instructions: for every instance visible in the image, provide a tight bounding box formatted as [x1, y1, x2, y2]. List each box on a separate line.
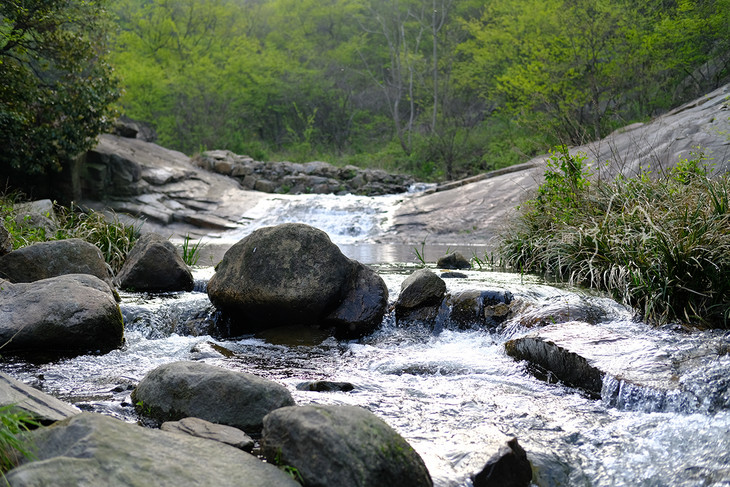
[261, 404, 433, 487]
[131, 361, 295, 433]
[115, 233, 193, 292]
[208, 223, 387, 338]
[395, 268, 446, 326]
[0, 275, 123, 355]
[437, 252, 471, 270]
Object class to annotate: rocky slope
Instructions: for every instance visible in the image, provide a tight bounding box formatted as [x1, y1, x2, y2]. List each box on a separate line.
[81, 84, 729, 247]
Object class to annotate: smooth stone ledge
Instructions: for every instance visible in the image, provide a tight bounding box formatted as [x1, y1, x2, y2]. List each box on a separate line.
[0, 372, 80, 423]
[505, 321, 678, 399]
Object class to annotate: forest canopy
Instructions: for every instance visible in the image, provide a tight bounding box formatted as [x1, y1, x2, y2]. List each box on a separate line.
[9, 0, 723, 182]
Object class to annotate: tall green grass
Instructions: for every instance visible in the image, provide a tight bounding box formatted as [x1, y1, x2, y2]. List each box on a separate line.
[1, 197, 140, 273]
[0, 405, 38, 481]
[499, 148, 730, 328]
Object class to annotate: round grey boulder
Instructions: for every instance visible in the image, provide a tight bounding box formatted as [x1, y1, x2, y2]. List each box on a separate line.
[261, 404, 433, 487]
[207, 223, 356, 331]
[437, 252, 471, 270]
[0, 274, 123, 355]
[0, 238, 113, 288]
[115, 233, 193, 292]
[395, 268, 446, 325]
[132, 361, 295, 433]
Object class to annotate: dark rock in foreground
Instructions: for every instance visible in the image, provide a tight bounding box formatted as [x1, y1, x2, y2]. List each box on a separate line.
[115, 233, 194, 292]
[261, 404, 433, 487]
[132, 361, 295, 433]
[6, 412, 299, 487]
[208, 223, 388, 338]
[0, 274, 123, 355]
[472, 438, 533, 487]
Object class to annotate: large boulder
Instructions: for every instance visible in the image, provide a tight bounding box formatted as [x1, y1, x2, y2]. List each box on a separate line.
[261, 404, 433, 487]
[207, 223, 387, 338]
[0, 275, 124, 355]
[131, 361, 295, 433]
[395, 268, 446, 325]
[5, 412, 300, 487]
[115, 233, 193, 292]
[437, 252, 471, 270]
[160, 417, 254, 452]
[0, 239, 113, 288]
[0, 372, 80, 424]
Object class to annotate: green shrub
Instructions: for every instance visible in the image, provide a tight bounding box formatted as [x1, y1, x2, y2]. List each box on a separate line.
[0, 405, 38, 479]
[499, 150, 730, 328]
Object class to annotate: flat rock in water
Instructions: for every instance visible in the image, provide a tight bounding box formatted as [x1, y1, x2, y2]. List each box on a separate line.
[505, 321, 677, 399]
[6, 412, 299, 487]
[0, 372, 80, 423]
[161, 417, 254, 452]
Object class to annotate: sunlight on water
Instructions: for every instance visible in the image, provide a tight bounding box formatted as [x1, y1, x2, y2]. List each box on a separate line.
[2, 266, 729, 486]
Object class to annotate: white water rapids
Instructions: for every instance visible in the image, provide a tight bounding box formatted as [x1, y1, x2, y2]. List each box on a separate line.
[3, 191, 730, 486]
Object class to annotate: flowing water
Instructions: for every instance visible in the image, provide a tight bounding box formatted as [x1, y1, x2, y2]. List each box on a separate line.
[2, 192, 730, 487]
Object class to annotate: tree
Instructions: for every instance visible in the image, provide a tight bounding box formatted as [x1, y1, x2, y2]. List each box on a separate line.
[0, 0, 120, 177]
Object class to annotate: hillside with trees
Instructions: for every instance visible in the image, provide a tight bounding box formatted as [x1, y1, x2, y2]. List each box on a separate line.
[110, 0, 729, 180]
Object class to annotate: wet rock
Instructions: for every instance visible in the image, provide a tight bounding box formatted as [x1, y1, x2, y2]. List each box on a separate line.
[0, 372, 80, 424]
[444, 289, 514, 330]
[440, 271, 468, 279]
[325, 261, 389, 338]
[0, 275, 123, 356]
[505, 321, 683, 404]
[132, 361, 295, 433]
[395, 269, 446, 326]
[189, 341, 236, 360]
[0, 239, 113, 289]
[6, 412, 299, 487]
[472, 438, 532, 487]
[114, 233, 194, 292]
[296, 381, 355, 392]
[161, 417, 254, 452]
[516, 293, 607, 327]
[208, 223, 387, 337]
[437, 252, 471, 270]
[261, 404, 433, 487]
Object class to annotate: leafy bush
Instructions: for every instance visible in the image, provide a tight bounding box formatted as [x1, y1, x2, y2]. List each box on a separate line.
[499, 150, 730, 328]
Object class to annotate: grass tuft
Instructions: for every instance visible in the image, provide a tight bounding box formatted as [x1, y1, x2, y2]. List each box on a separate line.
[499, 148, 730, 328]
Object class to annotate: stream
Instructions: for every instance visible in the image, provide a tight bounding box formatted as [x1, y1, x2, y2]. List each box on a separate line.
[2, 192, 730, 486]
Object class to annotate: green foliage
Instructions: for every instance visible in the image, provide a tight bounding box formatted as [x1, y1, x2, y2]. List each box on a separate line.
[0, 197, 140, 273]
[0, 0, 120, 177]
[108, 0, 729, 181]
[499, 151, 730, 328]
[181, 235, 203, 266]
[536, 145, 592, 223]
[0, 405, 38, 478]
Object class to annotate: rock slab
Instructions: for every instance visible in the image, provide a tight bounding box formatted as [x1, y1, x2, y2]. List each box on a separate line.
[261, 404, 433, 487]
[0, 372, 80, 423]
[6, 412, 299, 487]
[161, 416, 254, 452]
[132, 361, 295, 433]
